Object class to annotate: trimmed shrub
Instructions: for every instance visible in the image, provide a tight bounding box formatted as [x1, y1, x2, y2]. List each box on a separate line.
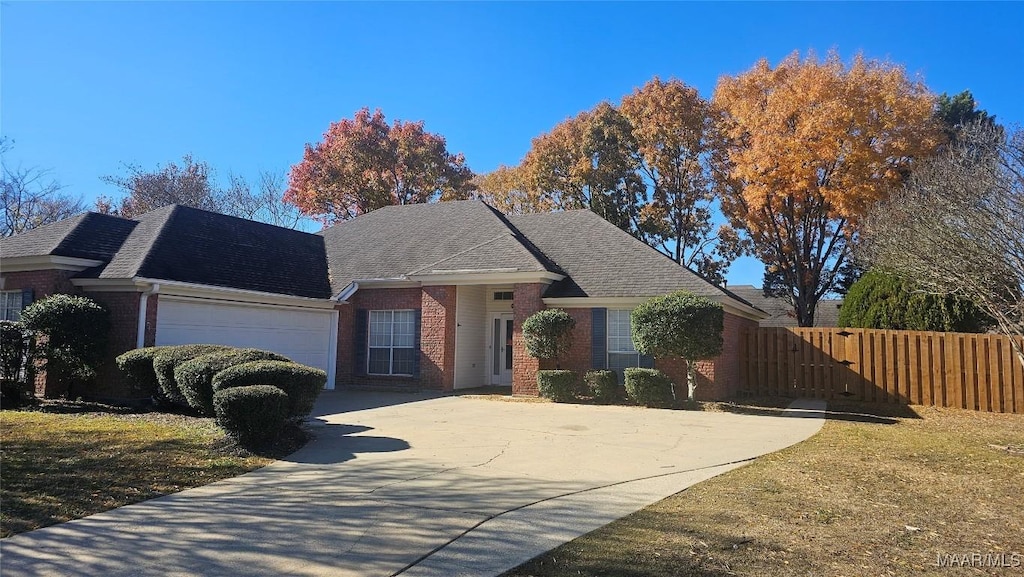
[0, 321, 36, 406]
[522, 309, 575, 367]
[20, 294, 109, 387]
[176, 349, 291, 416]
[152, 345, 233, 406]
[585, 369, 619, 404]
[213, 385, 288, 448]
[115, 347, 171, 398]
[624, 368, 674, 408]
[212, 360, 326, 419]
[537, 370, 578, 403]
[631, 291, 723, 400]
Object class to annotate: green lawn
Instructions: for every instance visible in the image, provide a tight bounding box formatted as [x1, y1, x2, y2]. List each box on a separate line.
[505, 403, 1024, 577]
[0, 408, 294, 537]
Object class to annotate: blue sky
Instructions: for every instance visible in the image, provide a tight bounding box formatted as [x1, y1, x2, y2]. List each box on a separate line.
[2, 2, 1022, 286]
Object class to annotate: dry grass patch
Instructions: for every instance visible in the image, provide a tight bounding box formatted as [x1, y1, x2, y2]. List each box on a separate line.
[0, 408, 303, 537]
[506, 403, 1024, 577]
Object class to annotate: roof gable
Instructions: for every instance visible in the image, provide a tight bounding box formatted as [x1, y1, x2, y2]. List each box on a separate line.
[0, 212, 137, 261]
[318, 201, 550, 292]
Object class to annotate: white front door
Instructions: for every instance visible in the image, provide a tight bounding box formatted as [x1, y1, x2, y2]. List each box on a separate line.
[490, 313, 514, 385]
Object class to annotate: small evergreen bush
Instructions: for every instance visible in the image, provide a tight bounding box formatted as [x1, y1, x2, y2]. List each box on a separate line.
[522, 309, 576, 367]
[176, 349, 291, 416]
[213, 385, 288, 448]
[212, 360, 326, 419]
[585, 369, 619, 404]
[20, 294, 109, 387]
[152, 345, 233, 406]
[0, 321, 36, 406]
[537, 370, 578, 403]
[624, 368, 674, 408]
[115, 347, 170, 398]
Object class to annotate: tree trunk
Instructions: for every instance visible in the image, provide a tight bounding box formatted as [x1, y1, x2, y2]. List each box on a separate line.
[686, 358, 697, 401]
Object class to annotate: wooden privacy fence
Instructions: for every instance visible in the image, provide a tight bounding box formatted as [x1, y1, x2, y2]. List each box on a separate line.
[741, 327, 1024, 414]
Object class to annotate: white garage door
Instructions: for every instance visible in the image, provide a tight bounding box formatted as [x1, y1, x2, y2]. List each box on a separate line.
[155, 297, 336, 387]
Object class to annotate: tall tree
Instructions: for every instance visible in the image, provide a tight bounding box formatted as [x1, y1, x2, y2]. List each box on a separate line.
[712, 51, 943, 326]
[1, 138, 84, 237]
[98, 155, 305, 228]
[621, 78, 748, 283]
[934, 90, 996, 144]
[98, 154, 221, 218]
[474, 165, 551, 215]
[285, 108, 475, 224]
[861, 122, 1024, 366]
[521, 102, 644, 233]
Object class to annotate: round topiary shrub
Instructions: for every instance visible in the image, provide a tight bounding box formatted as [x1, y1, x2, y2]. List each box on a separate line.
[176, 349, 292, 416]
[20, 294, 109, 389]
[522, 309, 576, 367]
[115, 346, 171, 399]
[537, 370, 578, 403]
[585, 369, 619, 404]
[213, 385, 288, 448]
[631, 290, 723, 400]
[212, 360, 326, 419]
[624, 368, 674, 408]
[152, 345, 234, 407]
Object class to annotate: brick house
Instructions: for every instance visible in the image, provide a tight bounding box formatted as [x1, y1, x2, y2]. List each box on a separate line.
[0, 201, 766, 402]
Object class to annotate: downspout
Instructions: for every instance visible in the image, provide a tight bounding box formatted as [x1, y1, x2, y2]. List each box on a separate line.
[137, 283, 160, 349]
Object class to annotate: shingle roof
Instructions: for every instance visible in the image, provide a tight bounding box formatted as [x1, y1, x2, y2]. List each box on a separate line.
[728, 285, 842, 327]
[0, 212, 138, 261]
[318, 201, 550, 293]
[507, 209, 736, 300]
[100, 205, 332, 299]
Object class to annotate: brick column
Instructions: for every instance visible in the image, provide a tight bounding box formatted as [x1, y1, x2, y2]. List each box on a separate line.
[420, 286, 457, 391]
[512, 283, 547, 395]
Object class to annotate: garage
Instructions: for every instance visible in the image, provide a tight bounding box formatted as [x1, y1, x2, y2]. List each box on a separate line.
[155, 297, 337, 388]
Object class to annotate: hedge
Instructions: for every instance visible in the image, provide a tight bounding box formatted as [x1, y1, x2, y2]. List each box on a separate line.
[152, 345, 233, 406]
[624, 368, 674, 408]
[585, 369, 619, 404]
[0, 321, 36, 406]
[213, 385, 288, 448]
[20, 294, 109, 383]
[537, 370, 578, 403]
[115, 346, 171, 398]
[212, 360, 326, 419]
[175, 349, 291, 416]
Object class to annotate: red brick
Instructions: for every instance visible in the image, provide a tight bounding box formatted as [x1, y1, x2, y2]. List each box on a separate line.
[511, 283, 547, 395]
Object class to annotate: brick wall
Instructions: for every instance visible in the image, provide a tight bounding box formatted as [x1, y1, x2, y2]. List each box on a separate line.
[541, 307, 592, 377]
[652, 311, 757, 401]
[85, 291, 145, 401]
[420, 286, 456, 391]
[511, 283, 547, 395]
[1, 269, 83, 397]
[342, 287, 422, 389]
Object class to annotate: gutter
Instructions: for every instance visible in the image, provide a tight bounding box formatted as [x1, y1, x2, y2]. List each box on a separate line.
[137, 283, 160, 348]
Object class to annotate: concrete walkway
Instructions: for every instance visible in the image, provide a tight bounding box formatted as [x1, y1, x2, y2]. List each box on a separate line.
[1, 392, 826, 576]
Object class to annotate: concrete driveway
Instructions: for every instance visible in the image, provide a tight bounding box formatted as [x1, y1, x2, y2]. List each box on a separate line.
[1, 391, 825, 576]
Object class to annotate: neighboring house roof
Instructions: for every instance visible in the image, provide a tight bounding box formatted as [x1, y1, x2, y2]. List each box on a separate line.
[2, 205, 331, 299]
[507, 209, 739, 300]
[0, 212, 138, 261]
[728, 285, 842, 327]
[318, 201, 553, 292]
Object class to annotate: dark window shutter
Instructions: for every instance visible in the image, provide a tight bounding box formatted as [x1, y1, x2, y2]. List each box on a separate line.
[639, 354, 655, 368]
[591, 308, 607, 370]
[412, 309, 422, 377]
[354, 309, 368, 376]
[21, 288, 34, 308]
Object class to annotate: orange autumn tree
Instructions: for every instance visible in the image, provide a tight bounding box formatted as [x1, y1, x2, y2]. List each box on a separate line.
[285, 108, 475, 224]
[473, 164, 553, 215]
[712, 51, 943, 326]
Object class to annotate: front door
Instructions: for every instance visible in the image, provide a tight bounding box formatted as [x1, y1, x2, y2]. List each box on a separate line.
[490, 313, 514, 385]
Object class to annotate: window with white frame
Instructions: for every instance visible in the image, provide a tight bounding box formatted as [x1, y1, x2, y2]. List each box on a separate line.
[608, 309, 641, 379]
[368, 310, 416, 375]
[1, 291, 25, 321]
